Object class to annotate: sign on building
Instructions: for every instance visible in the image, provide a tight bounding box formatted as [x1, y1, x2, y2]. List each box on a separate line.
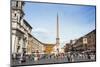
[83, 37, 88, 44]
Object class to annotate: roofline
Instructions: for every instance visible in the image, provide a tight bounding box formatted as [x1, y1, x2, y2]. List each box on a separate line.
[28, 34, 45, 45]
[28, 34, 56, 46]
[23, 19, 32, 29]
[75, 29, 96, 43]
[77, 29, 96, 39]
[43, 43, 56, 46]
[84, 29, 96, 37]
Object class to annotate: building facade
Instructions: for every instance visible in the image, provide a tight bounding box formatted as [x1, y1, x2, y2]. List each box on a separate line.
[43, 44, 55, 54]
[72, 29, 96, 53]
[64, 29, 96, 54]
[11, 0, 32, 59]
[27, 34, 44, 55]
[64, 43, 72, 53]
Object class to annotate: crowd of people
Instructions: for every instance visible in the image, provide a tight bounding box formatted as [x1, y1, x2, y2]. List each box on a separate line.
[27, 51, 95, 63]
[12, 51, 96, 64]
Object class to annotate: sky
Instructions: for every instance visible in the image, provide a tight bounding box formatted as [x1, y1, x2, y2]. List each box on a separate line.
[23, 2, 96, 47]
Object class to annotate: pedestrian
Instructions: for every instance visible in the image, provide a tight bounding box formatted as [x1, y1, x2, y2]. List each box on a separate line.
[71, 54, 74, 62]
[31, 53, 35, 61]
[87, 53, 90, 60]
[67, 53, 71, 62]
[67, 55, 70, 62]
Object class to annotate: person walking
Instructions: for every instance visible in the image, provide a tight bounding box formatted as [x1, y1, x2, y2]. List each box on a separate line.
[31, 53, 35, 61]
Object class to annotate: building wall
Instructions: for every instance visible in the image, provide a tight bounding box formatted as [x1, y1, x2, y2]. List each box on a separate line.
[85, 29, 96, 51]
[64, 29, 96, 53]
[64, 43, 72, 53]
[73, 29, 96, 52]
[11, 1, 24, 55]
[44, 44, 55, 54]
[11, 1, 32, 58]
[27, 34, 44, 55]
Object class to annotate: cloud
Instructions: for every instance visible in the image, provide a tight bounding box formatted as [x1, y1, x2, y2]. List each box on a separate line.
[32, 27, 56, 43]
[32, 27, 55, 36]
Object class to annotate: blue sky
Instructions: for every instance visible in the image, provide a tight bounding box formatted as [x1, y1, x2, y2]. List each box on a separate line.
[23, 2, 96, 47]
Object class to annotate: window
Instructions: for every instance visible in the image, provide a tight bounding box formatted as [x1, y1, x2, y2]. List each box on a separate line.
[12, 1, 16, 7]
[12, 1, 19, 8]
[16, 1, 18, 7]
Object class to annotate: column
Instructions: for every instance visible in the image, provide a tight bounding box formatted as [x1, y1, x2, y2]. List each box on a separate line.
[18, 37, 24, 62]
[12, 34, 18, 58]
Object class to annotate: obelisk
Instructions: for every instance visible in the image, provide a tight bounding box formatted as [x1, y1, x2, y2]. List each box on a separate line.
[56, 13, 60, 53]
